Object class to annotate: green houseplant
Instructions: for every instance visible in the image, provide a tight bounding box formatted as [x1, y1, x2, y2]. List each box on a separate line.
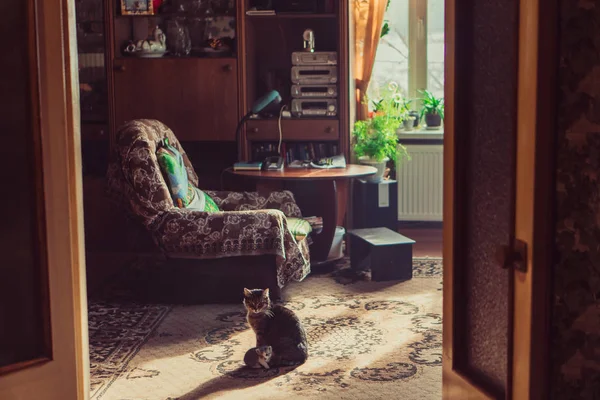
[353, 83, 410, 182]
[399, 98, 418, 130]
[419, 89, 444, 129]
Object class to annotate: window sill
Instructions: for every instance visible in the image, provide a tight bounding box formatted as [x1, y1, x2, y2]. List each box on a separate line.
[397, 128, 444, 141]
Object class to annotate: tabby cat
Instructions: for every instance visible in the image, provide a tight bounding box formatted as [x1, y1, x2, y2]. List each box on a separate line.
[243, 345, 273, 369]
[243, 288, 308, 366]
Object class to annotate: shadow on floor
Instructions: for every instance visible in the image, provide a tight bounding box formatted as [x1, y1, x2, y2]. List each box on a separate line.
[177, 365, 296, 400]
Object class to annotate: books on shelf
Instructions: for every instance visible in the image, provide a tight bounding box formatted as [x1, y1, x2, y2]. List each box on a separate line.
[233, 161, 263, 171]
[250, 141, 343, 168]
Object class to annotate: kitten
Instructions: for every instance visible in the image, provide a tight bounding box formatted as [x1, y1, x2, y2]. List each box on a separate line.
[243, 288, 308, 367]
[243, 345, 273, 369]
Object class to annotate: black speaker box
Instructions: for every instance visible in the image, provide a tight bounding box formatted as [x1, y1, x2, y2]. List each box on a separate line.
[352, 179, 398, 231]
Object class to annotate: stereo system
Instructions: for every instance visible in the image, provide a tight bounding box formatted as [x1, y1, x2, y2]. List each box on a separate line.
[291, 84, 337, 98]
[290, 50, 338, 118]
[291, 66, 338, 85]
[291, 51, 337, 66]
[291, 99, 337, 117]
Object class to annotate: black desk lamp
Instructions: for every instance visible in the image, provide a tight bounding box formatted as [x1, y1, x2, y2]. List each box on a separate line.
[236, 90, 282, 163]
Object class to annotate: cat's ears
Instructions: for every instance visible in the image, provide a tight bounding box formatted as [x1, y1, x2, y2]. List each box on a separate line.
[243, 287, 269, 297]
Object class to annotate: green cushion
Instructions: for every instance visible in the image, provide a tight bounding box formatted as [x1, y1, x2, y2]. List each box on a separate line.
[287, 217, 312, 241]
[187, 187, 221, 213]
[156, 139, 196, 208]
[203, 192, 220, 212]
[156, 139, 220, 213]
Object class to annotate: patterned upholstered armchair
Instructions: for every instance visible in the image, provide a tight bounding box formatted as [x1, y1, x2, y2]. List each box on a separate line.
[106, 119, 310, 302]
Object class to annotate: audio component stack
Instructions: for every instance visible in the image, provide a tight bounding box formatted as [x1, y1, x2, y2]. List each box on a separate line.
[290, 30, 338, 117]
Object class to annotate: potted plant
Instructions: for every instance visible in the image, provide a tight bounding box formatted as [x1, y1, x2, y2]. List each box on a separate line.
[399, 98, 417, 131]
[370, 81, 411, 130]
[353, 118, 403, 182]
[354, 85, 410, 182]
[419, 89, 444, 129]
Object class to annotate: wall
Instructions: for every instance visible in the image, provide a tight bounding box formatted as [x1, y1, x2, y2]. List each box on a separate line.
[553, 1, 600, 398]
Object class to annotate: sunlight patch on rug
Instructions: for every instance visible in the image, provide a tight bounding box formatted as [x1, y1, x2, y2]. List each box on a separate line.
[89, 257, 443, 400]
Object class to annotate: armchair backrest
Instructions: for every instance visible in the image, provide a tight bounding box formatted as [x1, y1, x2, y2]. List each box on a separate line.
[106, 119, 199, 229]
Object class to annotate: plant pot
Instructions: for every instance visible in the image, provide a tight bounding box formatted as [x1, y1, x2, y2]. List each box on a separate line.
[409, 111, 420, 127]
[403, 117, 416, 131]
[425, 112, 442, 129]
[358, 156, 389, 183]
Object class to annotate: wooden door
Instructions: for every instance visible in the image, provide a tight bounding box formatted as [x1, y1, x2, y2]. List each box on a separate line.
[0, 0, 89, 398]
[443, 0, 556, 398]
[113, 58, 238, 141]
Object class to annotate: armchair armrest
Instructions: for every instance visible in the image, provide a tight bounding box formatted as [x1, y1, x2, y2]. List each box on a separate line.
[153, 208, 289, 256]
[205, 190, 302, 218]
[151, 207, 310, 287]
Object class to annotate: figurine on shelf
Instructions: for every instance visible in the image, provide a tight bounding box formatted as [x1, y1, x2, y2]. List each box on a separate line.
[124, 26, 167, 57]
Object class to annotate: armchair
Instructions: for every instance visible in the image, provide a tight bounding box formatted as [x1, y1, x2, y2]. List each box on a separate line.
[106, 119, 310, 302]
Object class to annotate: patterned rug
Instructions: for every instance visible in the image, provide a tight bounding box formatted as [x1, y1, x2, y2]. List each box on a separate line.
[89, 257, 443, 399]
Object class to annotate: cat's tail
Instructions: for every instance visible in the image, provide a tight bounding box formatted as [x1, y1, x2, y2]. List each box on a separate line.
[274, 343, 308, 366]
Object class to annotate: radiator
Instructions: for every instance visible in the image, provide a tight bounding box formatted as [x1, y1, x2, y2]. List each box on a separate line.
[397, 144, 444, 222]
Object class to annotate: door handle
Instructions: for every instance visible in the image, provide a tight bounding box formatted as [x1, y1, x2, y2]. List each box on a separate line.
[114, 64, 126, 72]
[223, 64, 233, 72]
[496, 239, 527, 273]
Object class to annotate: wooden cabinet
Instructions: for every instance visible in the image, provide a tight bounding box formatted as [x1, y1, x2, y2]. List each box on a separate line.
[246, 119, 339, 141]
[112, 58, 238, 141]
[240, 2, 350, 160]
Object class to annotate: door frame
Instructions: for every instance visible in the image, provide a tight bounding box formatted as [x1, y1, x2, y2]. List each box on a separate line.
[0, 0, 89, 398]
[442, 0, 557, 398]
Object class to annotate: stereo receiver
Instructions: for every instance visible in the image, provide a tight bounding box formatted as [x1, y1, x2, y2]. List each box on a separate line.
[291, 99, 337, 117]
[291, 84, 337, 98]
[291, 51, 337, 66]
[291, 66, 338, 84]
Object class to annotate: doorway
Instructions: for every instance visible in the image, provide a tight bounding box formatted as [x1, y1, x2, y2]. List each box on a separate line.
[0, 0, 557, 399]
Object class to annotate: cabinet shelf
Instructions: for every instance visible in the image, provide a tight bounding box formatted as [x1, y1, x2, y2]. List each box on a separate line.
[114, 55, 237, 61]
[245, 13, 337, 19]
[246, 119, 339, 141]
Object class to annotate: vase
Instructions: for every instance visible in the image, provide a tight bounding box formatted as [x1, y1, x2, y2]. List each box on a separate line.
[403, 117, 415, 131]
[409, 111, 420, 127]
[358, 156, 389, 183]
[166, 18, 191, 57]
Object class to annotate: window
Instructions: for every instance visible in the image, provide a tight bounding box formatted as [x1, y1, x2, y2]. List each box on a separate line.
[367, 0, 445, 107]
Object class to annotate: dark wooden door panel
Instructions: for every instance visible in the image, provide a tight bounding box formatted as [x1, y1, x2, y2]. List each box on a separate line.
[113, 58, 238, 141]
[449, 0, 519, 397]
[0, 0, 51, 374]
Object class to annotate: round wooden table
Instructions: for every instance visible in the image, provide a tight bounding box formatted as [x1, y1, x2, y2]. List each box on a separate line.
[225, 164, 377, 265]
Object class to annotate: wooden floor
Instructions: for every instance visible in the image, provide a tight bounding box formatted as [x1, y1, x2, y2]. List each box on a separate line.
[398, 227, 443, 258]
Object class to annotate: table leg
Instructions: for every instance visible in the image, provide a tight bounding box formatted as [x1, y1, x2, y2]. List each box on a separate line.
[285, 180, 337, 265]
[335, 179, 348, 226]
